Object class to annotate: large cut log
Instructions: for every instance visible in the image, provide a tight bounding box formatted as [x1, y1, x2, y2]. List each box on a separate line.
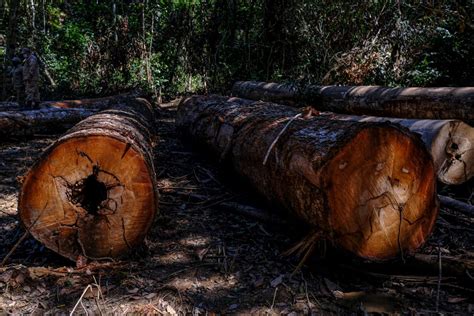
[177, 95, 439, 260]
[40, 94, 133, 110]
[18, 98, 159, 261]
[232, 81, 474, 121]
[0, 108, 98, 138]
[320, 114, 474, 185]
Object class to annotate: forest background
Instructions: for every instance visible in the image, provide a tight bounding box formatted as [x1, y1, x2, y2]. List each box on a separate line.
[1, 0, 473, 101]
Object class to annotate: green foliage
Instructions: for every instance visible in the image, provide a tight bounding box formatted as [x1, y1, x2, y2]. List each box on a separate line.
[4, 0, 473, 100]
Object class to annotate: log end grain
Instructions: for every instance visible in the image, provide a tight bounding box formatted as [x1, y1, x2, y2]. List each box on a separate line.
[434, 121, 474, 185]
[325, 125, 439, 260]
[19, 134, 157, 261]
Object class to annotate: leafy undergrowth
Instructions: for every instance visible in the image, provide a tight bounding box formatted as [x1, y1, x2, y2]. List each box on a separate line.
[0, 101, 473, 314]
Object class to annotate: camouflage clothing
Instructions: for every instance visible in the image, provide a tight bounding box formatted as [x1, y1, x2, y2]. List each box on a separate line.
[23, 53, 40, 103]
[9, 63, 25, 106]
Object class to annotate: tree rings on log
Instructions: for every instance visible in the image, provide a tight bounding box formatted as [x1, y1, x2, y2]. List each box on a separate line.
[18, 99, 159, 261]
[323, 114, 474, 185]
[177, 96, 439, 260]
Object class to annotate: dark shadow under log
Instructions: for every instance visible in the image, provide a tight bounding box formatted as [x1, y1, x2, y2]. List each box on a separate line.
[18, 98, 159, 261]
[177, 96, 439, 260]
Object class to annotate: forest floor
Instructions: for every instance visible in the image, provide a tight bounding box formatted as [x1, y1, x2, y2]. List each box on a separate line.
[0, 99, 473, 314]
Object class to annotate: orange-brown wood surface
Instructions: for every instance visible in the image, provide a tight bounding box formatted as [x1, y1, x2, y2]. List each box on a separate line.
[18, 98, 159, 261]
[177, 95, 439, 260]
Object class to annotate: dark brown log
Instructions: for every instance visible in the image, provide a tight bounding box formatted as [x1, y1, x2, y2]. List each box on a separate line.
[0, 108, 98, 138]
[177, 95, 439, 260]
[438, 195, 474, 217]
[40, 94, 135, 110]
[18, 98, 159, 261]
[232, 81, 474, 121]
[321, 114, 474, 185]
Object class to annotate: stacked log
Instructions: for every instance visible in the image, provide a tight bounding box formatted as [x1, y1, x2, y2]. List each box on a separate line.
[232, 81, 474, 121]
[18, 98, 159, 261]
[0, 108, 98, 138]
[177, 95, 439, 260]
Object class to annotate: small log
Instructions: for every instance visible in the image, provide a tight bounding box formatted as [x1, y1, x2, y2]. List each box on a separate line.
[177, 95, 439, 260]
[438, 195, 474, 217]
[322, 114, 474, 185]
[232, 81, 474, 121]
[18, 98, 159, 261]
[0, 108, 98, 138]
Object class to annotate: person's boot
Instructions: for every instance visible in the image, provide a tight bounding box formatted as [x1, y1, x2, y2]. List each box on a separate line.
[25, 101, 33, 110]
[33, 101, 40, 110]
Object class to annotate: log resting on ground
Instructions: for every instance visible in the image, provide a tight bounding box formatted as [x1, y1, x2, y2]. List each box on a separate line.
[40, 94, 134, 109]
[322, 114, 474, 185]
[177, 95, 439, 260]
[0, 108, 98, 138]
[18, 98, 159, 261]
[232, 81, 474, 121]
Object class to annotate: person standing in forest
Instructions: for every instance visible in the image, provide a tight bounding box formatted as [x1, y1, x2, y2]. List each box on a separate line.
[21, 47, 41, 109]
[10, 56, 25, 107]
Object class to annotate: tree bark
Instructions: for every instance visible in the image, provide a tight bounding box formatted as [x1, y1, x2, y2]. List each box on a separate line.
[176, 95, 439, 260]
[18, 98, 159, 261]
[40, 94, 135, 110]
[232, 81, 474, 121]
[0, 107, 98, 138]
[322, 114, 474, 185]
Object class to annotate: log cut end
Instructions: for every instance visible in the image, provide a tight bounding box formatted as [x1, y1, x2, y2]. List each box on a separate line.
[19, 135, 157, 261]
[325, 125, 439, 260]
[434, 121, 474, 185]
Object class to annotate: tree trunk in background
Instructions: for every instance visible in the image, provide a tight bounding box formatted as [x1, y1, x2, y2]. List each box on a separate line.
[176, 95, 438, 260]
[0, 107, 98, 138]
[19, 98, 159, 261]
[232, 81, 474, 121]
[323, 114, 474, 185]
[2, 0, 19, 100]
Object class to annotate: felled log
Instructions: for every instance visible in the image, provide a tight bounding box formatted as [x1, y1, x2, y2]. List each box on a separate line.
[232, 81, 474, 121]
[40, 93, 134, 109]
[0, 108, 98, 138]
[322, 114, 474, 185]
[438, 195, 474, 217]
[0, 101, 21, 111]
[177, 95, 439, 260]
[18, 98, 159, 261]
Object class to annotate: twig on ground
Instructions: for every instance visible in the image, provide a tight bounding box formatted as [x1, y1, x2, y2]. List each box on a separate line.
[436, 245, 442, 312]
[0, 230, 30, 266]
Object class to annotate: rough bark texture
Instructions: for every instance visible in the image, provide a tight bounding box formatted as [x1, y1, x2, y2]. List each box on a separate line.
[40, 94, 134, 109]
[0, 108, 98, 138]
[232, 81, 474, 121]
[177, 95, 439, 260]
[18, 98, 159, 261]
[322, 114, 474, 185]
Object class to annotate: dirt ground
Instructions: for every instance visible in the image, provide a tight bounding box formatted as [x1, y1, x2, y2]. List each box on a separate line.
[0, 102, 473, 314]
